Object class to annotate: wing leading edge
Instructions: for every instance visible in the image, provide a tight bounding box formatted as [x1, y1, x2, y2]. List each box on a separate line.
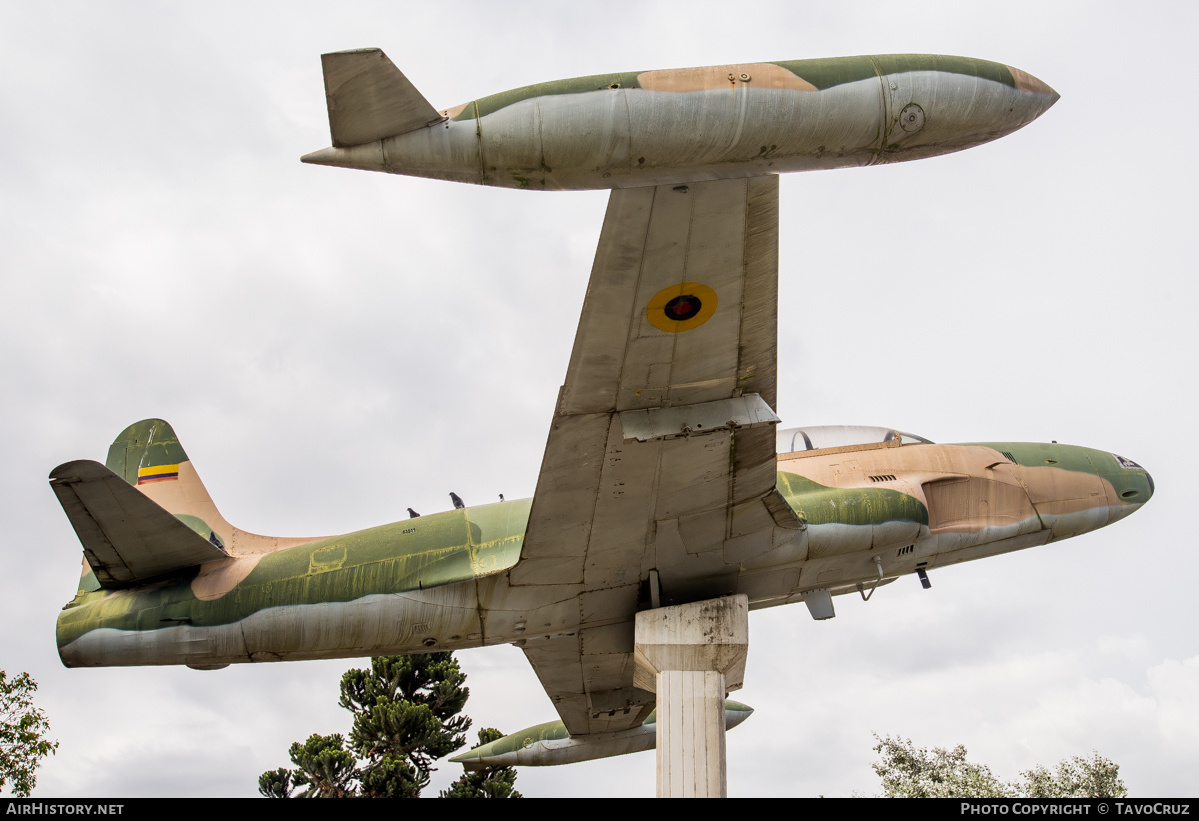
[515, 176, 800, 735]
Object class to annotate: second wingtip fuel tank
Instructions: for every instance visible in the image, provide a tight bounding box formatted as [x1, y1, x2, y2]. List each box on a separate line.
[301, 49, 1059, 190]
[449, 700, 754, 769]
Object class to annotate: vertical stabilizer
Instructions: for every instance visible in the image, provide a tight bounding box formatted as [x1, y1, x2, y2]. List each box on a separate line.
[105, 419, 232, 548]
[102, 419, 324, 556]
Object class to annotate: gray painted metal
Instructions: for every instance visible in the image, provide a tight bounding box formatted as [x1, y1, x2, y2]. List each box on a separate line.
[619, 393, 780, 442]
[514, 176, 794, 736]
[320, 49, 442, 147]
[803, 588, 836, 620]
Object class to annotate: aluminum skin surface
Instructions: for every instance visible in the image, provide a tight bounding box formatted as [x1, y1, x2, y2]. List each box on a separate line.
[301, 50, 1059, 190]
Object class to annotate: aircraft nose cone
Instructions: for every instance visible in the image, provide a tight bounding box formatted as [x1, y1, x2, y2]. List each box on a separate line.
[1006, 65, 1058, 99]
[1005, 65, 1060, 122]
[1104, 453, 1154, 519]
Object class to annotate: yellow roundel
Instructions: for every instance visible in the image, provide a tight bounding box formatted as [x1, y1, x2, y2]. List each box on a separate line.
[646, 282, 718, 333]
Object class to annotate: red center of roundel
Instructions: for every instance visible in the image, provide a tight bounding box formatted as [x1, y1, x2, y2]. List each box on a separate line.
[664, 295, 701, 321]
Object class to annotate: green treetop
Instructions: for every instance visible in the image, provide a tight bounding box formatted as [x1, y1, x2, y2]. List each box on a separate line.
[259, 653, 519, 798]
[870, 734, 1127, 798]
[0, 670, 59, 798]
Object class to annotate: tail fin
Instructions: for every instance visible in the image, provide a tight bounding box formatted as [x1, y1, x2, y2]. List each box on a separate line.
[104, 418, 234, 547]
[320, 48, 443, 147]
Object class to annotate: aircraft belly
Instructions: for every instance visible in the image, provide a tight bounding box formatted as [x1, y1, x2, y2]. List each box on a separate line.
[1038, 508, 1111, 541]
[930, 527, 1052, 567]
[923, 517, 1044, 555]
[242, 586, 481, 660]
[58, 622, 249, 668]
[59, 583, 490, 667]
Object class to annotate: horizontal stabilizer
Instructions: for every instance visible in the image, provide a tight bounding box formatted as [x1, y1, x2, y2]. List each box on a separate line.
[50, 460, 228, 588]
[321, 48, 442, 147]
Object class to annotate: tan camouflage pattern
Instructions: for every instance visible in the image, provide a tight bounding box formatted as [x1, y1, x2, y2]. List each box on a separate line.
[637, 64, 818, 93]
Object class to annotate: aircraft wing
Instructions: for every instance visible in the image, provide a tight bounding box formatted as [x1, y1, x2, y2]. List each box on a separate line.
[514, 175, 799, 735]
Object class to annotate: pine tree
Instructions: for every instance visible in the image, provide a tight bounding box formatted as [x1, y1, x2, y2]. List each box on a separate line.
[441, 729, 522, 798]
[260, 653, 518, 798]
[341, 653, 470, 791]
[262, 734, 358, 798]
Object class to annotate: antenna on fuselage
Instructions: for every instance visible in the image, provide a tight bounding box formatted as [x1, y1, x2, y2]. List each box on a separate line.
[407, 508, 420, 518]
[450, 492, 465, 509]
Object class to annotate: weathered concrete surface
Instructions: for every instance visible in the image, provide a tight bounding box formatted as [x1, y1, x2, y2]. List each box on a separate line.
[634, 594, 749, 798]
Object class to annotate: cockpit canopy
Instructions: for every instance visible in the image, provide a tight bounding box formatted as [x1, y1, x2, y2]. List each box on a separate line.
[776, 425, 934, 454]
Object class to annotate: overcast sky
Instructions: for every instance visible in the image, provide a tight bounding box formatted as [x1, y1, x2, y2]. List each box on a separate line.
[1, 0, 1195, 798]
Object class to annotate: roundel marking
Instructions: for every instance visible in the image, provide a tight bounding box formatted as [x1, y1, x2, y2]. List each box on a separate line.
[646, 282, 719, 333]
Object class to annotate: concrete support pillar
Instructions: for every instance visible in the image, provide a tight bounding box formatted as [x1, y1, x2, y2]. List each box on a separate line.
[634, 594, 749, 798]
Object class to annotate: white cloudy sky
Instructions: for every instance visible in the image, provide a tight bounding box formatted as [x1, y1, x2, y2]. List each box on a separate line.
[1, 0, 1195, 798]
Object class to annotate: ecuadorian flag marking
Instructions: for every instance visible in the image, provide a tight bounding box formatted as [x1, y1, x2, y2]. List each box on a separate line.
[137, 464, 179, 484]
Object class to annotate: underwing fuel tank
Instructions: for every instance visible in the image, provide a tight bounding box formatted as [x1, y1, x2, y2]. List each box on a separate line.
[302, 50, 1059, 190]
[449, 700, 753, 769]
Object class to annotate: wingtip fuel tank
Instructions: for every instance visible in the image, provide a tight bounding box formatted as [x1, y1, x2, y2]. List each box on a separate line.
[302, 51, 1058, 190]
[448, 700, 754, 769]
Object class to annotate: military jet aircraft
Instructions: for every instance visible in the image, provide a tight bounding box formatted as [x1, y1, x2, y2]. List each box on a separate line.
[48, 51, 1151, 768]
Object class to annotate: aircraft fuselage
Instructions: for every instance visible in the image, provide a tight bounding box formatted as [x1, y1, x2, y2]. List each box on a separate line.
[56, 438, 1150, 669]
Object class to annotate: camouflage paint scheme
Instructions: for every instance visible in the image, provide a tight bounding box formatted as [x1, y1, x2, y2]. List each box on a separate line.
[54, 420, 1152, 668]
[301, 51, 1059, 190]
[49, 50, 1139, 769]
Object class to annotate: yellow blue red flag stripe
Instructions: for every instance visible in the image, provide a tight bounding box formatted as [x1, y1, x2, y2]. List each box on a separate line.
[137, 464, 179, 484]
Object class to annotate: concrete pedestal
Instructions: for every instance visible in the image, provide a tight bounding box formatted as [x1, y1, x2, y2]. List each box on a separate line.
[634, 594, 749, 798]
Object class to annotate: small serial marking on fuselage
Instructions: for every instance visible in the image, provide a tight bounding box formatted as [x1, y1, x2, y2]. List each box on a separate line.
[403, 527, 418, 534]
